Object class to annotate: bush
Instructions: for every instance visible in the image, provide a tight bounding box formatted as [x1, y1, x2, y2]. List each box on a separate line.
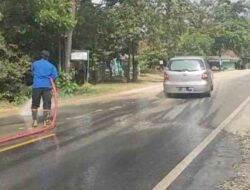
[56, 71, 79, 95]
[12, 86, 31, 105]
[0, 55, 31, 104]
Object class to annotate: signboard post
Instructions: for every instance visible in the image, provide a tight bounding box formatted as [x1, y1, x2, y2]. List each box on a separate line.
[71, 50, 90, 83]
[87, 50, 90, 83]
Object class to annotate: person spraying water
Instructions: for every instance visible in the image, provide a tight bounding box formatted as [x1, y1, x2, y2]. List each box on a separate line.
[31, 50, 58, 127]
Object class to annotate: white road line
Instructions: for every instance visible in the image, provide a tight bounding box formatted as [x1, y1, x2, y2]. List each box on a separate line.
[153, 96, 250, 190]
[119, 85, 161, 95]
[92, 109, 103, 113]
[66, 115, 85, 120]
[65, 109, 104, 120]
[109, 106, 123, 111]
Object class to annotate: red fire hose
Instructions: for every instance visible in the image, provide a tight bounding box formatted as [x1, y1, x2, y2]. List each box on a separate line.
[0, 78, 58, 144]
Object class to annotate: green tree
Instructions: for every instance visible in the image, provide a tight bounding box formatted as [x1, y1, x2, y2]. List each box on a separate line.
[177, 32, 214, 56]
[1, 0, 75, 63]
[0, 0, 76, 102]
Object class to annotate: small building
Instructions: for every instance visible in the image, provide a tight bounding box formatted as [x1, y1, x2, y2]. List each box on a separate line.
[241, 57, 250, 69]
[207, 50, 241, 70]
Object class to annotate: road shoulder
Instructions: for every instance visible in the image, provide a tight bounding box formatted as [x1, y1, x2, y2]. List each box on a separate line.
[219, 101, 250, 190]
[168, 99, 250, 190]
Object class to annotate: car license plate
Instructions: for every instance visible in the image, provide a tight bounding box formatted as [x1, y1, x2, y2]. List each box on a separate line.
[186, 87, 194, 92]
[178, 87, 185, 91]
[177, 87, 193, 92]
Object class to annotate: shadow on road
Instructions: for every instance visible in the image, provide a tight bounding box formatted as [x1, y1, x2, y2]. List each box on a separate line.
[171, 94, 208, 99]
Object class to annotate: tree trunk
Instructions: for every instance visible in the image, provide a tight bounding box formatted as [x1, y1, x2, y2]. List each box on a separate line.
[127, 52, 131, 82]
[132, 40, 138, 81]
[64, 31, 72, 72]
[126, 40, 132, 82]
[64, 0, 76, 72]
[58, 35, 62, 71]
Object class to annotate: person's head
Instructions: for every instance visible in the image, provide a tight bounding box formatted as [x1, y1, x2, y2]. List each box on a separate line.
[41, 50, 50, 60]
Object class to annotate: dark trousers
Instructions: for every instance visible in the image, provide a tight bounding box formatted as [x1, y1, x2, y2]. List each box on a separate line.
[31, 88, 52, 110]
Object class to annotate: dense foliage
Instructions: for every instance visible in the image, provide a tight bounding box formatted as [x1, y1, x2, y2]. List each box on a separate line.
[0, 22, 31, 103]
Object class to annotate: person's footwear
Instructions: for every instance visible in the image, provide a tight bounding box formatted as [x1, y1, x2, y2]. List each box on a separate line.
[43, 120, 51, 127]
[32, 120, 38, 128]
[43, 110, 51, 127]
[32, 109, 38, 128]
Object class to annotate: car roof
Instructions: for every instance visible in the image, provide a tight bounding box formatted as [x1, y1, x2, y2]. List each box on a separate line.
[170, 56, 205, 61]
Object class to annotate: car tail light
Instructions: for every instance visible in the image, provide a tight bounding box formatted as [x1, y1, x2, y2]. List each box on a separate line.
[164, 73, 169, 81]
[202, 72, 208, 80]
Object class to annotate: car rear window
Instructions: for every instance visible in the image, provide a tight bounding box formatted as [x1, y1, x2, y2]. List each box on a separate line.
[169, 59, 205, 71]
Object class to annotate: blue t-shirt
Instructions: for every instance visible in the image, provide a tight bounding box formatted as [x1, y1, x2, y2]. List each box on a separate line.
[32, 59, 58, 88]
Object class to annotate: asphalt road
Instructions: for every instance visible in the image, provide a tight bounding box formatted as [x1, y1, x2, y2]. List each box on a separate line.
[1, 70, 250, 190]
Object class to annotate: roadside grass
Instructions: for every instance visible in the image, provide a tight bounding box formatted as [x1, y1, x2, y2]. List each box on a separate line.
[0, 101, 17, 110]
[0, 73, 162, 115]
[58, 73, 162, 100]
[0, 101, 20, 116]
[59, 81, 150, 101]
[139, 73, 163, 82]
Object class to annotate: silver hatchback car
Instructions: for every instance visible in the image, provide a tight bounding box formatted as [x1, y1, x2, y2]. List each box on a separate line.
[163, 56, 213, 97]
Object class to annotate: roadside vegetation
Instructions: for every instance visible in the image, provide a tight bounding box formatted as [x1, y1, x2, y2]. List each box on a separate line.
[57, 72, 161, 98]
[0, 73, 161, 112]
[1, 0, 250, 104]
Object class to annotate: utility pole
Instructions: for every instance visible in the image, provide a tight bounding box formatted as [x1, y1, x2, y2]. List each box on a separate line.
[64, 0, 76, 72]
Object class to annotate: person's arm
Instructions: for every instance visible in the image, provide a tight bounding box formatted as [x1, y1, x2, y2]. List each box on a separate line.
[31, 63, 34, 76]
[51, 65, 58, 80]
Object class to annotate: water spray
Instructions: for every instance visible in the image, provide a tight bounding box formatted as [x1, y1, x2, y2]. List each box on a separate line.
[0, 78, 58, 144]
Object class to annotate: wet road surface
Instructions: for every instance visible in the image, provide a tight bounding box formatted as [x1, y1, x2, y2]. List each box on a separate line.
[1, 71, 250, 190]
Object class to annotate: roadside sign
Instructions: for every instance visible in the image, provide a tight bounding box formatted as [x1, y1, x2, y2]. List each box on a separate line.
[71, 51, 88, 61]
[92, 0, 103, 4]
[71, 50, 90, 83]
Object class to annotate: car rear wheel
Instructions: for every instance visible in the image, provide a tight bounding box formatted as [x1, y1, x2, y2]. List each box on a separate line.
[211, 84, 214, 91]
[164, 92, 173, 98]
[204, 91, 211, 97]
